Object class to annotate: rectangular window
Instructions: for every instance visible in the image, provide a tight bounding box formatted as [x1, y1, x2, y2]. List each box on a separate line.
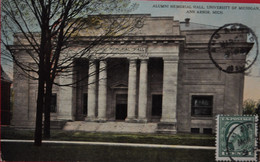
[50, 93, 57, 113]
[191, 95, 213, 117]
[203, 128, 212, 134]
[83, 93, 88, 115]
[191, 128, 200, 133]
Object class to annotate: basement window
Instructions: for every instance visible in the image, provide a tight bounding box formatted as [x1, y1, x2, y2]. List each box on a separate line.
[191, 128, 200, 133]
[203, 128, 212, 134]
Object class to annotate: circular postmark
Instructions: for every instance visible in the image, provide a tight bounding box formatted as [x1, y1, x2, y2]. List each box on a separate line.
[208, 23, 258, 73]
[225, 121, 256, 161]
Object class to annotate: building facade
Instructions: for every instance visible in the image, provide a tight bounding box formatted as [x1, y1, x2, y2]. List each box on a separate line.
[1, 67, 12, 125]
[11, 15, 250, 134]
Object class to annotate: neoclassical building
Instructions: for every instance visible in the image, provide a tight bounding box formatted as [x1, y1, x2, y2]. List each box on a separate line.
[11, 15, 251, 134]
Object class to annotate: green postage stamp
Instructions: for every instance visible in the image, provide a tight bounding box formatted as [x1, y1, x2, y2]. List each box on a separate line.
[216, 115, 258, 161]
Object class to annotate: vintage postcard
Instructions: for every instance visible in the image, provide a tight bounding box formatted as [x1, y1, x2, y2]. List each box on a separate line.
[1, 0, 260, 161]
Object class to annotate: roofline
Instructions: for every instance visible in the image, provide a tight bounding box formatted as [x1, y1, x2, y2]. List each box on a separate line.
[180, 28, 217, 31]
[82, 14, 176, 20]
[87, 14, 152, 17]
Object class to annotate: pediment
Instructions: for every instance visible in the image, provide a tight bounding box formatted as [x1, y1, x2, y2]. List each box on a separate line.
[110, 81, 128, 89]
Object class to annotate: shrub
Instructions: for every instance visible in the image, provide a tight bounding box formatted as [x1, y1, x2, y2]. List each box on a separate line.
[243, 99, 260, 115]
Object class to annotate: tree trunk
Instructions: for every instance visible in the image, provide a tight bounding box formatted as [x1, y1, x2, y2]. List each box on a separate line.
[34, 66, 45, 146]
[44, 76, 53, 139]
[35, 11, 49, 145]
[43, 27, 53, 139]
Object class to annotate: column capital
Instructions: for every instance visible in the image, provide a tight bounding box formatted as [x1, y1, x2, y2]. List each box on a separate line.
[139, 58, 149, 62]
[89, 59, 98, 64]
[99, 59, 107, 62]
[127, 57, 138, 61]
[99, 59, 107, 66]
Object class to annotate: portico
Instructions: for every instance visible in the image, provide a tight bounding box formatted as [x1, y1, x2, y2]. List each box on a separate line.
[74, 40, 181, 134]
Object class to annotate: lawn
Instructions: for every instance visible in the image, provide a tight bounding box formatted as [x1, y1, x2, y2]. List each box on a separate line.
[1, 127, 215, 146]
[1, 127, 216, 161]
[1, 142, 215, 162]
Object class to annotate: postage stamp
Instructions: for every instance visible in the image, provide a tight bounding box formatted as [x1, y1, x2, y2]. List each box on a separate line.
[216, 115, 258, 161]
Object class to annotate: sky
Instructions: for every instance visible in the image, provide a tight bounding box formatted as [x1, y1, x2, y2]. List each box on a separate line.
[1, 0, 259, 100]
[131, 0, 260, 100]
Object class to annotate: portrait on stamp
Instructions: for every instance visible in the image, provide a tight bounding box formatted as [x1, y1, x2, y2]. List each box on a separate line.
[216, 115, 258, 161]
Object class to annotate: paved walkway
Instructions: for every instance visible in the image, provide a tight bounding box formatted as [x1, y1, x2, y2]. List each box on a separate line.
[1, 139, 215, 150]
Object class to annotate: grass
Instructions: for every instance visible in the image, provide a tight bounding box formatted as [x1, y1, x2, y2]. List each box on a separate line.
[1, 142, 215, 162]
[1, 127, 216, 161]
[1, 127, 215, 146]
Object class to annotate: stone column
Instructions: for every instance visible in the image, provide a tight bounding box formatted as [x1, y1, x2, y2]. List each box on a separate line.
[86, 60, 96, 121]
[138, 58, 148, 122]
[161, 57, 178, 124]
[157, 57, 178, 134]
[97, 60, 107, 121]
[58, 69, 73, 120]
[126, 59, 137, 122]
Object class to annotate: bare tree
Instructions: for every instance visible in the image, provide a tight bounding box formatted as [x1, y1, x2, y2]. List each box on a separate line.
[2, 0, 139, 146]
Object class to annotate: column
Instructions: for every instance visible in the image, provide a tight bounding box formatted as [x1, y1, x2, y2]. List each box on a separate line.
[97, 60, 107, 121]
[138, 58, 148, 122]
[161, 57, 178, 124]
[86, 60, 96, 121]
[126, 59, 137, 122]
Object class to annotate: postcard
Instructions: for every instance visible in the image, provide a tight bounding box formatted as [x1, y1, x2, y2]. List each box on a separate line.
[1, 0, 260, 161]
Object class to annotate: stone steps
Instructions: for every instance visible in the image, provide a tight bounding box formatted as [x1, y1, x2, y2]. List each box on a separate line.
[50, 120, 67, 129]
[63, 121, 158, 133]
[156, 122, 177, 134]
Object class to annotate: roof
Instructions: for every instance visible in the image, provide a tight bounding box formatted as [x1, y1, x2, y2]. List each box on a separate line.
[180, 22, 218, 31]
[1, 66, 12, 83]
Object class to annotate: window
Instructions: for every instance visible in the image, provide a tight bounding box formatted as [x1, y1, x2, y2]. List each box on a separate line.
[191, 95, 213, 117]
[83, 93, 88, 115]
[191, 128, 200, 133]
[203, 128, 212, 134]
[50, 93, 57, 113]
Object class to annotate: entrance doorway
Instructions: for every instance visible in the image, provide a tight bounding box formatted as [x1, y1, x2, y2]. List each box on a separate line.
[152, 95, 162, 117]
[115, 94, 127, 120]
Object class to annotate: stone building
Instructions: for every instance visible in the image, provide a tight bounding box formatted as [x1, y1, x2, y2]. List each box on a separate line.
[1, 66, 12, 125]
[11, 15, 251, 134]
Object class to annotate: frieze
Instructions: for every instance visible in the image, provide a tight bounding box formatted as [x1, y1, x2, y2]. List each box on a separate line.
[96, 46, 147, 54]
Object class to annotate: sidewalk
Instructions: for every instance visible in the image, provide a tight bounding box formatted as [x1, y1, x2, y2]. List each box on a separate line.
[1, 139, 215, 150]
